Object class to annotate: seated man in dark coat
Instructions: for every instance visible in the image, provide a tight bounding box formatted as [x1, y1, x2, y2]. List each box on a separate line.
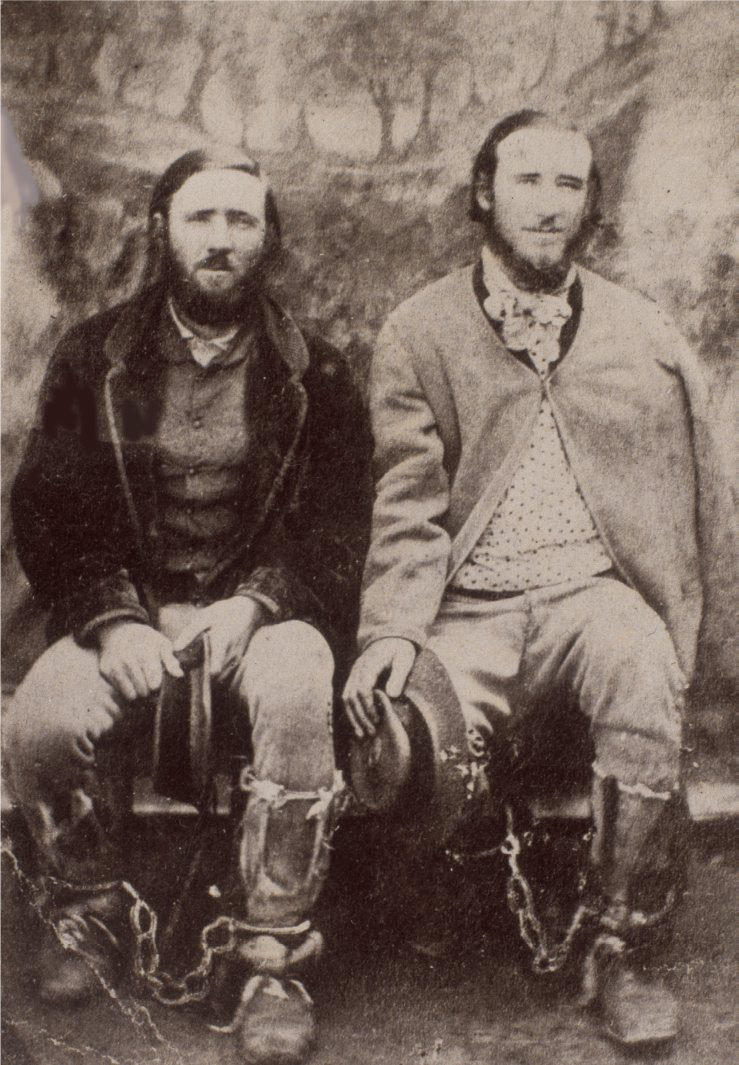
[5, 150, 372, 1065]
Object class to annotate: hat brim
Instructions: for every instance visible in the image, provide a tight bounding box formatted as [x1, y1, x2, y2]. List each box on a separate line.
[349, 689, 412, 812]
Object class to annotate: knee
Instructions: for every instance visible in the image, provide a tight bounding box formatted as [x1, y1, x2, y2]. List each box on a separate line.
[586, 588, 685, 695]
[3, 638, 120, 794]
[240, 622, 334, 736]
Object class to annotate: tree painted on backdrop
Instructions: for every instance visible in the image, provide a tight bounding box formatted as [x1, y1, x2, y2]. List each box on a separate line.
[315, 1, 466, 160]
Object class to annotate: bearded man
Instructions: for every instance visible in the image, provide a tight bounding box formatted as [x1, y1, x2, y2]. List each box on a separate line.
[344, 111, 736, 1048]
[6, 150, 371, 1065]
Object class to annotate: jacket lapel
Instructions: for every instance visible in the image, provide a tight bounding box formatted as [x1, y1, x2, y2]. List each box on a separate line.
[103, 289, 167, 559]
[440, 268, 540, 541]
[104, 287, 167, 438]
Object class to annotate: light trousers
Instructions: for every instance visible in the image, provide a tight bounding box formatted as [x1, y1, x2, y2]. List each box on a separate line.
[425, 575, 686, 792]
[3, 610, 336, 887]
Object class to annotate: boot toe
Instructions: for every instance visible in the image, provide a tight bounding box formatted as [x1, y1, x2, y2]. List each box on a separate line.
[238, 976, 316, 1065]
[38, 950, 109, 1007]
[600, 967, 678, 1047]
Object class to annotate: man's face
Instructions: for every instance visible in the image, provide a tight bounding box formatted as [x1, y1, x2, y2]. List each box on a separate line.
[478, 125, 592, 287]
[164, 168, 269, 324]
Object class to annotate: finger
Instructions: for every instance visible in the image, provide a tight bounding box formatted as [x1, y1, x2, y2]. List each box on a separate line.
[353, 691, 377, 737]
[356, 689, 378, 733]
[202, 630, 224, 678]
[98, 659, 113, 685]
[358, 684, 380, 725]
[140, 651, 164, 694]
[99, 673, 121, 701]
[84, 707, 116, 735]
[342, 697, 368, 740]
[159, 641, 184, 678]
[110, 668, 138, 703]
[122, 660, 149, 700]
[100, 693, 124, 721]
[386, 655, 413, 699]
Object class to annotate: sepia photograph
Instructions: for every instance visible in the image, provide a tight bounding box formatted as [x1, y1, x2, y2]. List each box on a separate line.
[1, 2, 736, 1063]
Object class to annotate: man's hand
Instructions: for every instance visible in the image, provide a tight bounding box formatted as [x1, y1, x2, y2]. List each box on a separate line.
[172, 596, 268, 678]
[98, 621, 183, 702]
[342, 637, 417, 739]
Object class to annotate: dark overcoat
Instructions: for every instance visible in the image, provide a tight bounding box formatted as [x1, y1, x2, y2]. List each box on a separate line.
[11, 285, 373, 680]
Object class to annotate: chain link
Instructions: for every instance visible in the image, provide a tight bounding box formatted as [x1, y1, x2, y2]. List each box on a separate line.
[122, 881, 251, 1007]
[446, 803, 596, 973]
[121, 799, 592, 1002]
[499, 805, 597, 974]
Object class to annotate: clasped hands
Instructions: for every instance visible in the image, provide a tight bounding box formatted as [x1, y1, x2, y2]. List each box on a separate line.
[96, 596, 267, 702]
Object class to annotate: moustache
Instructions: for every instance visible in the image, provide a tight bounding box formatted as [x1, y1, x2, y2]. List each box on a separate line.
[196, 253, 234, 271]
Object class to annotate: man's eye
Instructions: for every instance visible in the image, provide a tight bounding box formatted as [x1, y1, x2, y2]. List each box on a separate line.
[516, 175, 539, 185]
[557, 178, 585, 190]
[230, 215, 257, 228]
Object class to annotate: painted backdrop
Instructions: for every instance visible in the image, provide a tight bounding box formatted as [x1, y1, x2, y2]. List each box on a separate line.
[2, 2, 736, 736]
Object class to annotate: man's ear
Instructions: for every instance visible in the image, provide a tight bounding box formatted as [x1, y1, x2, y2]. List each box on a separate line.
[150, 211, 166, 243]
[474, 179, 493, 215]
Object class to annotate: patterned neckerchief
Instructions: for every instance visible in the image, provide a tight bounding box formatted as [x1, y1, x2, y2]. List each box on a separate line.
[481, 245, 578, 375]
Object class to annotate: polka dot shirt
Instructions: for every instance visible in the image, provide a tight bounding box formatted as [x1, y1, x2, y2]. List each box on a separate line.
[453, 264, 612, 594]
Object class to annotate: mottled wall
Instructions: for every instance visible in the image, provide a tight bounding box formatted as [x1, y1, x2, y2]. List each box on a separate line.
[2, 2, 736, 718]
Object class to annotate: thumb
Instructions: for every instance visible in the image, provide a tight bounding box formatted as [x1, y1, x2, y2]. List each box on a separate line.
[159, 640, 184, 678]
[172, 616, 211, 654]
[385, 647, 413, 699]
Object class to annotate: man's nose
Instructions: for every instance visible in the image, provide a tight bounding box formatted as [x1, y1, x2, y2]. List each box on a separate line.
[206, 215, 232, 248]
[535, 210, 563, 231]
[535, 183, 574, 219]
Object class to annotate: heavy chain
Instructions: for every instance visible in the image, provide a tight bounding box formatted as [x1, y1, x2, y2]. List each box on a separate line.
[121, 881, 250, 1007]
[499, 805, 597, 974]
[448, 805, 596, 974]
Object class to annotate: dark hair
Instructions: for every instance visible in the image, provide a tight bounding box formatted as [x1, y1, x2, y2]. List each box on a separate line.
[144, 149, 282, 288]
[469, 109, 602, 242]
[149, 149, 281, 240]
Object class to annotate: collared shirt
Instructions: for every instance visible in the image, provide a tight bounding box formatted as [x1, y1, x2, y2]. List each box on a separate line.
[452, 250, 611, 594]
[168, 299, 241, 368]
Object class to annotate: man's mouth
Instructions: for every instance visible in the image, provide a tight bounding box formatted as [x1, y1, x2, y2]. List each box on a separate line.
[197, 257, 233, 272]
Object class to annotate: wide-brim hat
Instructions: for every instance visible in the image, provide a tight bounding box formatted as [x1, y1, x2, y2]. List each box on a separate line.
[349, 689, 412, 812]
[153, 632, 212, 807]
[349, 648, 471, 844]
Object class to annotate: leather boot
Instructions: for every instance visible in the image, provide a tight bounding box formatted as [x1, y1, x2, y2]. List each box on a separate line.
[586, 774, 683, 1048]
[216, 931, 324, 1065]
[223, 770, 344, 1065]
[587, 916, 678, 1047]
[37, 885, 126, 1006]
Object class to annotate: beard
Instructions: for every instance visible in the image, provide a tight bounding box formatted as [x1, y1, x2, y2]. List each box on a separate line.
[162, 245, 271, 328]
[484, 214, 588, 293]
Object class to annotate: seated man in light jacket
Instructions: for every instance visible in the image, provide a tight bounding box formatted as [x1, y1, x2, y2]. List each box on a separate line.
[344, 110, 736, 1050]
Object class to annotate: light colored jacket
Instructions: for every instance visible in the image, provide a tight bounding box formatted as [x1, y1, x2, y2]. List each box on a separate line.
[358, 263, 736, 687]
